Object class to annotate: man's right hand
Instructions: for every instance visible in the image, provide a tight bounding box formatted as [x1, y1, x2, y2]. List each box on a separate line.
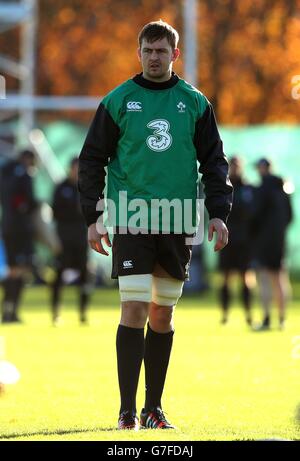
[88, 222, 111, 256]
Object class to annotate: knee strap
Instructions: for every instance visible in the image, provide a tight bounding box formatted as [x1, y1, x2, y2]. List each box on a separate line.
[119, 274, 152, 302]
[152, 276, 184, 306]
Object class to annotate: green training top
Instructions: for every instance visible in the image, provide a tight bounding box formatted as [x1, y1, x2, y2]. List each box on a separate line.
[79, 72, 232, 232]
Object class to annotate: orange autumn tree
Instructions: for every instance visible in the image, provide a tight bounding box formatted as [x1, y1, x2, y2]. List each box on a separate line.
[37, 0, 181, 98]
[198, 0, 300, 123]
[1, 0, 299, 124]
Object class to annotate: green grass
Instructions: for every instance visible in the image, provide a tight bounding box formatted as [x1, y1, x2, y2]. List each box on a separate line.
[0, 283, 299, 441]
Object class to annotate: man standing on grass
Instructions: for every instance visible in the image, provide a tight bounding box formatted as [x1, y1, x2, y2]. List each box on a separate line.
[252, 158, 293, 330]
[0, 149, 37, 323]
[51, 158, 91, 326]
[78, 20, 232, 430]
[218, 156, 254, 326]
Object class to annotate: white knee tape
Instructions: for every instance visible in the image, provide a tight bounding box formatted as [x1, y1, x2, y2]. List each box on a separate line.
[152, 276, 184, 306]
[119, 274, 152, 303]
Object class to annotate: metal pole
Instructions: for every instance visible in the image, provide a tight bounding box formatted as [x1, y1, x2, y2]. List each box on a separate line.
[183, 0, 198, 87]
[20, 0, 37, 144]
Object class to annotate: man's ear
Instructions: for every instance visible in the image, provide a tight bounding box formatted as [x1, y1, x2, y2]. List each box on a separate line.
[172, 48, 180, 62]
[137, 47, 142, 61]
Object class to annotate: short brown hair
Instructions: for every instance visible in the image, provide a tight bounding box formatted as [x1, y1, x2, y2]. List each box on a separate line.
[138, 20, 179, 50]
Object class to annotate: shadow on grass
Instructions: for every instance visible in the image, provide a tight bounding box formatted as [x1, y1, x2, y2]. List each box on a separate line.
[0, 426, 117, 440]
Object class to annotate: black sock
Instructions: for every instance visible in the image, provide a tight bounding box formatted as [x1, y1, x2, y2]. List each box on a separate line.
[79, 270, 90, 321]
[116, 324, 144, 414]
[144, 323, 174, 411]
[51, 270, 63, 319]
[263, 315, 270, 326]
[1, 278, 15, 320]
[2, 277, 15, 301]
[220, 284, 230, 313]
[241, 283, 252, 316]
[12, 277, 24, 320]
[79, 291, 89, 321]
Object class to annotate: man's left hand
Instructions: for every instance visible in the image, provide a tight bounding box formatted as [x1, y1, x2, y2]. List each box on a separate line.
[208, 218, 229, 252]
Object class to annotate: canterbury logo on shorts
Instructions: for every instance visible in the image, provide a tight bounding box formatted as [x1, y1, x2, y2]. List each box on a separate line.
[123, 260, 133, 268]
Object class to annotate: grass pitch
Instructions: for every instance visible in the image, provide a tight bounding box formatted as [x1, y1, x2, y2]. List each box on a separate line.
[0, 283, 299, 441]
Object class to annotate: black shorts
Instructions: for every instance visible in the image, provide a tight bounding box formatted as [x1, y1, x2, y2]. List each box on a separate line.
[253, 236, 285, 271]
[56, 241, 88, 271]
[2, 232, 34, 267]
[219, 243, 251, 272]
[111, 231, 192, 281]
[252, 248, 285, 271]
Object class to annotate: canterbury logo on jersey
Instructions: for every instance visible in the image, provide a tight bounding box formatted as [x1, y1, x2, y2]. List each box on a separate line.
[126, 101, 142, 111]
[123, 260, 133, 268]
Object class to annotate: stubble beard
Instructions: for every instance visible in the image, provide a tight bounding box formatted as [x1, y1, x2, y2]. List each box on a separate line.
[144, 64, 172, 82]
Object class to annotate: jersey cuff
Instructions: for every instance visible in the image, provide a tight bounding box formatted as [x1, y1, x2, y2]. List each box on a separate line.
[208, 210, 229, 223]
[82, 208, 103, 227]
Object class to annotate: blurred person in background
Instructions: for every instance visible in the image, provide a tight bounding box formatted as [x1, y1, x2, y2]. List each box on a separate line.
[252, 158, 293, 330]
[219, 156, 255, 326]
[51, 157, 91, 326]
[0, 149, 38, 323]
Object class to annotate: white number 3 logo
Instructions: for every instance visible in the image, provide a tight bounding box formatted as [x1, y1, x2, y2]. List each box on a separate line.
[146, 119, 172, 152]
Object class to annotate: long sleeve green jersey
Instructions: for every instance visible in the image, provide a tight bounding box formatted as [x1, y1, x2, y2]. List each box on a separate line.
[79, 72, 233, 232]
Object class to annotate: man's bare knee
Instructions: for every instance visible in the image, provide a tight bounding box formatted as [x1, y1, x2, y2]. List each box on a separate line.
[120, 301, 149, 328]
[149, 303, 174, 332]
